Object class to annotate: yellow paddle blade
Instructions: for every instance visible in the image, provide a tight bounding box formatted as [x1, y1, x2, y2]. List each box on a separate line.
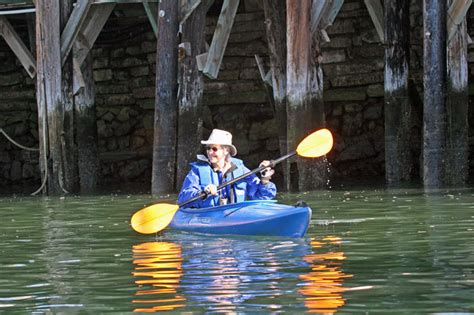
[296, 128, 333, 158]
[131, 203, 179, 234]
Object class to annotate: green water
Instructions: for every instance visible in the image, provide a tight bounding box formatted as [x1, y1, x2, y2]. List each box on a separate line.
[1, 189, 473, 313]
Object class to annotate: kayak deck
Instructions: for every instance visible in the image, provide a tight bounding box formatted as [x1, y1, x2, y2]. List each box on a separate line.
[169, 200, 312, 238]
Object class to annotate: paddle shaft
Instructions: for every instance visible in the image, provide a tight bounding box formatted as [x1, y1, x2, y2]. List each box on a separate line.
[178, 151, 297, 208]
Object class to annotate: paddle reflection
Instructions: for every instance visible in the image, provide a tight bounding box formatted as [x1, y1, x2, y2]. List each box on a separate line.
[299, 236, 352, 313]
[132, 242, 185, 312]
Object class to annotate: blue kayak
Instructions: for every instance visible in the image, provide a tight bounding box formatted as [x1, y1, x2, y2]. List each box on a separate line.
[169, 200, 312, 238]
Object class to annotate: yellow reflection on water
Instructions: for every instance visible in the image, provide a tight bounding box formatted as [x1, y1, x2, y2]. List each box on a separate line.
[299, 236, 352, 314]
[132, 242, 185, 312]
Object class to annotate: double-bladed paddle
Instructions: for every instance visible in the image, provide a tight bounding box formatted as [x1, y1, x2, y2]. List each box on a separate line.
[131, 128, 333, 234]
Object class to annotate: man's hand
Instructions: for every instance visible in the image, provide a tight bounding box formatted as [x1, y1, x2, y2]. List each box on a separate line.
[259, 160, 275, 184]
[204, 184, 218, 196]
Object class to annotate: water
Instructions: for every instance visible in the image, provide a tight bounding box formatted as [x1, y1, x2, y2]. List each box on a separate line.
[1, 189, 474, 313]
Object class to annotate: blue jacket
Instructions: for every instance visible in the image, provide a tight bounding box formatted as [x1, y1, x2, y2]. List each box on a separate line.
[178, 156, 277, 208]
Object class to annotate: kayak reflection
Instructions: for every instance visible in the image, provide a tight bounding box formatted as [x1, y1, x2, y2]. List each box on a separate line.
[131, 235, 351, 313]
[178, 235, 316, 313]
[299, 236, 352, 313]
[131, 242, 185, 312]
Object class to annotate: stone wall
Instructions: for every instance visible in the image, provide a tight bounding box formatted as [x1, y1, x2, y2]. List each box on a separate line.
[323, 0, 426, 183]
[0, 1, 472, 194]
[92, 23, 156, 189]
[0, 47, 38, 193]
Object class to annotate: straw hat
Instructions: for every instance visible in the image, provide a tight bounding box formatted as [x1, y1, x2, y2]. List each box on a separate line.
[201, 129, 237, 156]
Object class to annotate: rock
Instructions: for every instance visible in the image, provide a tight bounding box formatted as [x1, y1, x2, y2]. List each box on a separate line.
[119, 159, 149, 179]
[93, 69, 113, 82]
[10, 160, 22, 181]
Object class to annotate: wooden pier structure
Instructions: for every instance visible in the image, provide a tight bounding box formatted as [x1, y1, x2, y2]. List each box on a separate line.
[0, 0, 472, 195]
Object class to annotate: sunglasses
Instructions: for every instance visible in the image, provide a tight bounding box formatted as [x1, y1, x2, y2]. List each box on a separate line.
[206, 146, 220, 152]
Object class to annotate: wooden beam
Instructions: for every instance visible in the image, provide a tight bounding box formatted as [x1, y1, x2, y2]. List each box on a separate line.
[143, 1, 158, 38]
[423, 0, 447, 189]
[254, 54, 272, 86]
[203, 0, 240, 79]
[310, 0, 331, 34]
[0, 16, 36, 78]
[60, 0, 93, 66]
[311, 0, 344, 36]
[447, 0, 472, 42]
[180, 0, 201, 27]
[74, 52, 99, 193]
[327, 0, 344, 25]
[152, 0, 180, 194]
[73, 57, 85, 94]
[93, 0, 157, 3]
[254, 54, 275, 115]
[0, 7, 36, 15]
[196, 52, 208, 71]
[35, 0, 63, 194]
[287, 0, 316, 191]
[384, 0, 413, 185]
[446, 3, 469, 186]
[262, 0, 288, 188]
[176, 2, 206, 191]
[364, 0, 384, 42]
[205, 0, 216, 11]
[74, 3, 115, 66]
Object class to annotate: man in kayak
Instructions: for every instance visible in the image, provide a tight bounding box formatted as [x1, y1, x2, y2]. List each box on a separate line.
[178, 129, 277, 208]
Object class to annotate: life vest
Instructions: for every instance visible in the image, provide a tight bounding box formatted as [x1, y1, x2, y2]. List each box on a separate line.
[190, 158, 247, 207]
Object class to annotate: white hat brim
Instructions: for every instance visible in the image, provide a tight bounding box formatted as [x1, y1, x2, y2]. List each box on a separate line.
[201, 140, 237, 156]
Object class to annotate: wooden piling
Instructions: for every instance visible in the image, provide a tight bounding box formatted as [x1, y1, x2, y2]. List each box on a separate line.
[286, 0, 313, 191]
[176, 2, 207, 191]
[302, 30, 328, 189]
[75, 52, 98, 193]
[262, 0, 289, 191]
[446, 0, 469, 186]
[151, 0, 180, 195]
[423, 0, 447, 189]
[384, 0, 413, 185]
[60, 0, 79, 193]
[36, 0, 63, 194]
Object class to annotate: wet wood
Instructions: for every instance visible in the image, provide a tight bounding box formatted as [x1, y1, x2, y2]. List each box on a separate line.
[254, 54, 274, 108]
[92, 0, 157, 2]
[262, 0, 288, 190]
[302, 26, 328, 190]
[151, 0, 179, 195]
[180, 0, 201, 25]
[364, 0, 384, 42]
[311, 0, 344, 41]
[176, 2, 207, 191]
[423, 0, 447, 189]
[447, 0, 472, 42]
[384, 0, 413, 185]
[310, 0, 330, 35]
[203, 0, 240, 79]
[60, 0, 79, 193]
[75, 52, 99, 193]
[0, 16, 36, 78]
[286, 0, 313, 191]
[60, 0, 93, 65]
[446, 0, 469, 186]
[74, 3, 116, 66]
[196, 52, 208, 71]
[143, 1, 158, 37]
[326, 0, 344, 25]
[36, 0, 63, 194]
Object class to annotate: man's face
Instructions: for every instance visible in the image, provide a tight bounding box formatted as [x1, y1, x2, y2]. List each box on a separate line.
[206, 145, 228, 164]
